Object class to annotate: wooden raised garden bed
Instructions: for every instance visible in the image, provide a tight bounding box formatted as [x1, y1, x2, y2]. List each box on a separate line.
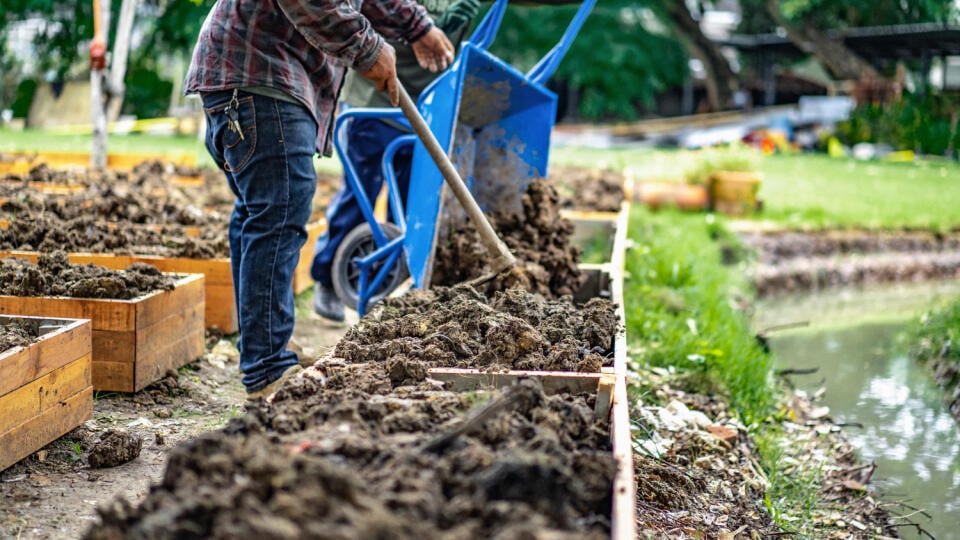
[0, 316, 93, 471]
[0, 274, 205, 393]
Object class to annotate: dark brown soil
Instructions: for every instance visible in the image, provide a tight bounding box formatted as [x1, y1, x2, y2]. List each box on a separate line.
[0, 251, 176, 299]
[0, 215, 230, 258]
[549, 165, 626, 213]
[87, 430, 143, 469]
[0, 317, 38, 353]
[84, 366, 614, 540]
[432, 180, 584, 298]
[335, 285, 618, 374]
[0, 160, 337, 259]
[738, 228, 960, 297]
[742, 230, 960, 263]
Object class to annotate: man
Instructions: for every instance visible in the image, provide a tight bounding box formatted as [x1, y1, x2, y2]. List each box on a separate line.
[310, 0, 480, 322]
[185, 0, 454, 399]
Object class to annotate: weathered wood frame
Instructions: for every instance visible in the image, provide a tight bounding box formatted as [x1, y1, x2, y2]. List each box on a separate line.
[0, 316, 93, 471]
[0, 274, 205, 392]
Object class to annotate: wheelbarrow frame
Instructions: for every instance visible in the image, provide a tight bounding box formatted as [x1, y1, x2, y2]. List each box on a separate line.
[331, 0, 595, 315]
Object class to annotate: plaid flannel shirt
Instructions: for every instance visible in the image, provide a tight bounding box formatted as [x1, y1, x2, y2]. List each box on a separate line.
[184, 0, 433, 156]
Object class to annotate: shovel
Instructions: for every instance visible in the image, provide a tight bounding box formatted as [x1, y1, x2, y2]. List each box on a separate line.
[396, 82, 517, 278]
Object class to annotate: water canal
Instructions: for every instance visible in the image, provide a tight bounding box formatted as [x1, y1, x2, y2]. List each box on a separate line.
[754, 280, 960, 539]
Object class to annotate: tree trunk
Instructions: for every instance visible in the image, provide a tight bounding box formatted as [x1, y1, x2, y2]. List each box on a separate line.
[766, 0, 879, 81]
[664, 2, 739, 112]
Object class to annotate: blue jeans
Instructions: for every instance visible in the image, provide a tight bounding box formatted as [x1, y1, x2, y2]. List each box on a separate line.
[310, 117, 412, 288]
[201, 90, 318, 393]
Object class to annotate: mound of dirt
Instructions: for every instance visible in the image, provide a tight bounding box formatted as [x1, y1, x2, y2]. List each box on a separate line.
[0, 251, 176, 299]
[432, 180, 584, 298]
[0, 317, 38, 353]
[85, 371, 614, 539]
[549, 166, 626, 213]
[334, 285, 618, 376]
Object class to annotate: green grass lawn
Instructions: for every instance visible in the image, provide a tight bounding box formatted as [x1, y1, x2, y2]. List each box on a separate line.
[551, 145, 960, 230]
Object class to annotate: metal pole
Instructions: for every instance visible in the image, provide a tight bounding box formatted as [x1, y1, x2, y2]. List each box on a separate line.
[90, 0, 110, 170]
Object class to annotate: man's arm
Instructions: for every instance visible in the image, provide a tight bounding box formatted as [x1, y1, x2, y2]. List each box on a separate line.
[276, 0, 416, 73]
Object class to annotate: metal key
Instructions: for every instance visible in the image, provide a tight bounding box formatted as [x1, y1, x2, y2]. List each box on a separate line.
[224, 90, 244, 141]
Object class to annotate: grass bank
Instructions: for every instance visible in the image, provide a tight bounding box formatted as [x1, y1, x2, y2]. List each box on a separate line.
[903, 301, 960, 421]
[623, 207, 856, 533]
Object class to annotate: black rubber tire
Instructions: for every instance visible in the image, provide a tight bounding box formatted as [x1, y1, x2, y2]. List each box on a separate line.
[331, 222, 407, 311]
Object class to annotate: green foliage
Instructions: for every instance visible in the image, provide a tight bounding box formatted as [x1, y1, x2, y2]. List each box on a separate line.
[10, 78, 35, 118]
[905, 301, 960, 369]
[835, 92, 960, 157]
[624, 208, 774, 425]
[490, 2, 687, 120]
[739, 0, 956, 33]
[121, 58, 173, 119]
[683, 148, 759, 185]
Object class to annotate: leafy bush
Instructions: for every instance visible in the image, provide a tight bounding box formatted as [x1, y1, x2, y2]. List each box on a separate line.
[10, 79, 36, 118]
[121, 61, 173, 120]
[684, 148, 758, 185]
[836, 91, 960, 158]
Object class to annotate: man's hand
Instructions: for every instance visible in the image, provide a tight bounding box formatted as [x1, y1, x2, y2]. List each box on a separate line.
[411, 27, 454, 74]
[361, 42, 400, 106]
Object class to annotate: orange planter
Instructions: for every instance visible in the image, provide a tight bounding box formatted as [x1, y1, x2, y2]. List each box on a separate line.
[708, 171, 761, 216]
[637, 182, 708, 212]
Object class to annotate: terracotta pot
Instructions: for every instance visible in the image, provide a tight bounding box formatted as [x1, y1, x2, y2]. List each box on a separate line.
[638, 182, 708, 212]
[708, 171, 761, 215]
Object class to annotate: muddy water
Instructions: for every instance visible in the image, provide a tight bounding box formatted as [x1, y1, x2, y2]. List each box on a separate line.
[755, 281, 960, 539]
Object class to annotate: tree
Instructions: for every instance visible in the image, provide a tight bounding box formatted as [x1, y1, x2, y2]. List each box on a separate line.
[647, 0, 741, 112]
[490, 1, 688, 120]
[741, 0, 957, 81]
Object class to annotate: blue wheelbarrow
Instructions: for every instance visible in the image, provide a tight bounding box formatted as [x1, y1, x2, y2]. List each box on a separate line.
[329, 0, 596, 316]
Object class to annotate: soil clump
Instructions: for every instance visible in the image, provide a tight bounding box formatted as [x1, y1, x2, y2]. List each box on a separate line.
[0, 251, 176, 299]
[87, 430, 143, 469]
[549, 165, 626, 212]
[0, 316, 38, 353]
[85, 367, 614, 539]
[335, 285, 618, 373]
[432, 180, 584, 298]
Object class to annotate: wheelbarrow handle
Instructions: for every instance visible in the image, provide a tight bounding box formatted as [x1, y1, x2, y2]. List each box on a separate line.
[396, 82, 517, 273]
[526, 0, 596, 85]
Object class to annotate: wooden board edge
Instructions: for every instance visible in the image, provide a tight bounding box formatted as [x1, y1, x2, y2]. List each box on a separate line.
[0, 387, 92, 472]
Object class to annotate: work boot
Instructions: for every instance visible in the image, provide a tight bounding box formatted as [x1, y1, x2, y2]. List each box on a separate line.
[313, 283, 345, 322]
[246, 364, 302, 402]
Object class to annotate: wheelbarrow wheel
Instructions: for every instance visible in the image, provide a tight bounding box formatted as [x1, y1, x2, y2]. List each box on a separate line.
[331, 222, 408, 312]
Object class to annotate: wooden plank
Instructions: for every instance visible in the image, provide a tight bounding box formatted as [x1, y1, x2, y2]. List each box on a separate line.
[91, 360, 134, 392]
[134, 327, 204, 392]
[132, 302, 205, 391]
[0, 295, 136, 331]
[0, 377, 40, 434]
[427, 368, 603, 395]
[559, 209, 620, 223]
[204, 284, 237, 333]
[292, 220, 327, 294]
[0, 318, 90, 397]
[135, 274, 204, 330]
[92, 329, 136, 365]
[0, 387, 93, 472]
[608, 199, 636, 540]
[593, 373, 616, 420]
[39, 354, 91, 411]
